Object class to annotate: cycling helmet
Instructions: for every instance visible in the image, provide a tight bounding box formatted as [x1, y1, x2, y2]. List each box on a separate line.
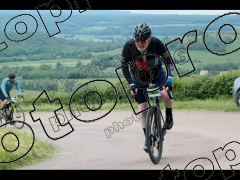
[133, 23, 152, 40]
[8, 72, 15, 79]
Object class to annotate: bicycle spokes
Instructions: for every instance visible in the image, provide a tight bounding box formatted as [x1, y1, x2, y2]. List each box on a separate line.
[148, 115, 160, 155]
[13, 105, 25, 129]
[146, 106, 163, 164]
[15, 108, 22, 118]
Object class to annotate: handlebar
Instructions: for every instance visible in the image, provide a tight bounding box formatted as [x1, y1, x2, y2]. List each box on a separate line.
[132, 84, 173, 100]
[7, 95, 24, 104]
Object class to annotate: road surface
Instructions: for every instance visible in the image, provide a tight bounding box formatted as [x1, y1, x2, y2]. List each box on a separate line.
[11, 109, 240, 170]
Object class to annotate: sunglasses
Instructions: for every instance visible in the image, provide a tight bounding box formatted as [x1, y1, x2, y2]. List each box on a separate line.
[134, 38, 149, 44]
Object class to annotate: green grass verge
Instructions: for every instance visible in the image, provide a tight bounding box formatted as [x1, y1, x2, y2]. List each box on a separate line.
[20, 97, 240, 113]
[0, 128, 54, 170]
[172, 98, 240, 112]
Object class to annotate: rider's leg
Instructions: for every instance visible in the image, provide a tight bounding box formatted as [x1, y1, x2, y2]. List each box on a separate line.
[0, 91, 8, 110]
[160, 90, 173, 109]
[131, 73, 150, 152]
[160, 90, 174, 130]
[138, 102, 149, 153]
[138, 102, 149, 129]
[9, 105, 13, 120]
[132, 74, 149, 131]
[152, 67, 174, 130]
[1, 99, 8, 110]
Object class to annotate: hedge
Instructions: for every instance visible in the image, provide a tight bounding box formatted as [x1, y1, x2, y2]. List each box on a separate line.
[20, 70, 240, 107]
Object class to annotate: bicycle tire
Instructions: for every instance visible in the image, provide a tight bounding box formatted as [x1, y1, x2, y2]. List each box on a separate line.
[13, 105, 25, 129]
[0, 112, 6, 128]
[236, 91, 240, 107]
[145, 106, 163, 164]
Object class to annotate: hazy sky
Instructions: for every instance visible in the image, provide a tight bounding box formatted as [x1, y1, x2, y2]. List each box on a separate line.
[122, 10, 240, 15]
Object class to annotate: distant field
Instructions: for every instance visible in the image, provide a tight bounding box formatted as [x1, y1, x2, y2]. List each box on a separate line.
[55, 34, 113, 42]
[2, 30, 240, 73]
[16, 78, 124, 96]
[10, 89, 43, 97]
[56, 34, 178, 42]
[169, 48, 240, 74]
[166, 30, 240, 73]
[92, 48, 123, 57]
[53, 78, 122, 86]
[80, 26, 107, 32]
[0, 59, 91, 68]
[71, 78, 123, 85]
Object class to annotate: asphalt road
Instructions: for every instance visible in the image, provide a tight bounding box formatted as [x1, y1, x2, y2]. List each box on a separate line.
[11, 109, 240, 170]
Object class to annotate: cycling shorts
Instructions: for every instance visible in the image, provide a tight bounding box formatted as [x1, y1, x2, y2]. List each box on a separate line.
[132, 67, 166, 104]
[0, 91, 9, 101]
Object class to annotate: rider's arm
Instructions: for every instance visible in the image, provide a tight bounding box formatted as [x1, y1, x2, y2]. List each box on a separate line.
[1, 79, 9, 98]
[157, 39, 174, 77]
[15, 79, 21, 96]
[121, 41, 134, 85]
[157, 39, 174, 90]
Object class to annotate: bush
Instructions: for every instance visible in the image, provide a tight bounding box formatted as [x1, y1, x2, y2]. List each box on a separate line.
[20, 70, 240, 105]
[173, 70, 240, 101]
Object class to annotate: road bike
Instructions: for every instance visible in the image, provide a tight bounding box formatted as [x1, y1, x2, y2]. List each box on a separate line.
[0, 95, 25, 129]
[134, 84, 173, 164]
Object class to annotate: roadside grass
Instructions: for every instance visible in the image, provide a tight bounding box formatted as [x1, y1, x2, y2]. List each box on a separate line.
[172, 98, 240, 113]
[0, 128, 54, 170]
[20, 97, 240, 113]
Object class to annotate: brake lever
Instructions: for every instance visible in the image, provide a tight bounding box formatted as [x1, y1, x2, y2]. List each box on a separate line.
[167, 91, 174, 99]
[20, 95, 24, 102]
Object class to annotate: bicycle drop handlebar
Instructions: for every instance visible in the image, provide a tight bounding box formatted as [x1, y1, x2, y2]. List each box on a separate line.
[132, 84, 174, 100]
[7, 95, 24, 104]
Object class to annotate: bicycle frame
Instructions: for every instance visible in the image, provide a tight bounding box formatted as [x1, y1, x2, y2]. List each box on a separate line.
[151, 95, 165, 142]
[134, 85, 172, 140]
[134, 86, 165, 123]
[8, 103, 15, 118]
[6, 95, 24, 118]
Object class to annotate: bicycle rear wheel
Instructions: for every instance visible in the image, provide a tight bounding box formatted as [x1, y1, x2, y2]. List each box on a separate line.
[0, 109, 7, 128]
[12, 105, 25, 129]
[0, 114, 6, 128]
[145, 106, 163, 164]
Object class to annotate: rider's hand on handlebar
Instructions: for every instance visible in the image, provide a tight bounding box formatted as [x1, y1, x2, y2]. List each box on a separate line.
[164, 76, 173, 92]
[163, 85, 171, 92]
[130, 84, 138, 96]
[7, 96, 11, 102]
[164, 85, 174, 99]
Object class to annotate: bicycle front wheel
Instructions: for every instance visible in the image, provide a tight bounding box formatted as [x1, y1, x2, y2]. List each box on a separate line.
[145, 106, 163, 164]
[13, 105, 25, 129]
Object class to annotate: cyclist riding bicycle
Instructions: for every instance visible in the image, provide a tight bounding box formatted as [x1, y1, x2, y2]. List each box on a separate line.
[0, 72, 21, 124]
[121, 23, 174, 153]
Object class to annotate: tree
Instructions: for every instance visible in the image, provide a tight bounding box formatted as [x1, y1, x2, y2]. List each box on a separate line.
[223, 36, 233, 43]
[76, 61, 82, 68]
[80, 52, 92, 59]
[56, 62, 63, 70]
[39, 64, 52, 71]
